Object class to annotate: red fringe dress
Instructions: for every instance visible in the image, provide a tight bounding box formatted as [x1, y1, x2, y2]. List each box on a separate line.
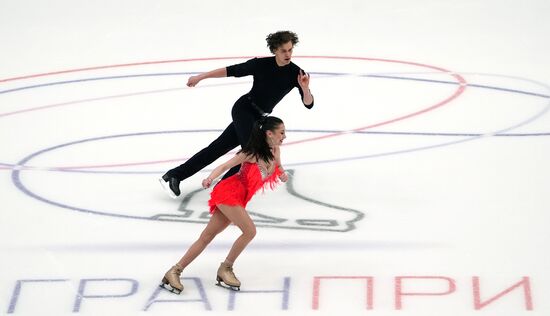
[208, 162, 282, 214]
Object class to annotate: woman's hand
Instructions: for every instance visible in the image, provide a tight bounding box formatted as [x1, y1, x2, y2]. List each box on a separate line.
[202, 177, 213, 189]
[279, 172, 289, 183]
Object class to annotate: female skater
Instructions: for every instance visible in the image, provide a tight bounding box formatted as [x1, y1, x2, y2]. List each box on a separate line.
[160, 30, 312, 198]
[160, 116, 289, 293]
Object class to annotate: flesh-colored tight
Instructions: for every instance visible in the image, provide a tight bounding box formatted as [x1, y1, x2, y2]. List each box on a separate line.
[176, 204, 256, 268]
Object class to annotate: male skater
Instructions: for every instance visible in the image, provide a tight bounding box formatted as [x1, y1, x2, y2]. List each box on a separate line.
[160, 30, 313, 197]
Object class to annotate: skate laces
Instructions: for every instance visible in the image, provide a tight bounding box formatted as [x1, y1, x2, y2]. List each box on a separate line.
[227, 266, 238, 280]
[173, 265, 183, 275]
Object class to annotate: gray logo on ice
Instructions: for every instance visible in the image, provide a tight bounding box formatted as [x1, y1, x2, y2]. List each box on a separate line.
[152, 170, 365, 232]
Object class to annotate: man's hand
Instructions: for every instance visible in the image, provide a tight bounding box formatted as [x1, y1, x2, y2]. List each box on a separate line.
[297, 69, 310, 90]
[187, 75, 202, 87]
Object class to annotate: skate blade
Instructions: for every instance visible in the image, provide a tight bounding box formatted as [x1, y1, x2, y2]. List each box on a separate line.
[159, 282, 182, 294]
[216, 280, 240, 291]
[158, 178, 177, 199]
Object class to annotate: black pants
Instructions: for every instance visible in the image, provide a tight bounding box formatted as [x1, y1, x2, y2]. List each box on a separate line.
[167, 95, 263, 181]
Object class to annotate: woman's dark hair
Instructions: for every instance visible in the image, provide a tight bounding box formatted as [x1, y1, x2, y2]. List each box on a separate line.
[266, 31, 299, 53]
[239, 116, 284, 163]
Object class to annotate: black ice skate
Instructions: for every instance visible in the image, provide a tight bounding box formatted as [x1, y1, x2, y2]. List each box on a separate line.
[216, 262, 241, 291]
[159, 264, 184, 294]
[159, 173, 181, 198]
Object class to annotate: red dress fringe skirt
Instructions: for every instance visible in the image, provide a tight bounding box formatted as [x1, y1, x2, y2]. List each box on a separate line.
[208, 162, 282, 214]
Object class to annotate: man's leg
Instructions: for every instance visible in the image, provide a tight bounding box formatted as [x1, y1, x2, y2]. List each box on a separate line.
[220, 111, 259, 180]
[161, 123, 240, 196]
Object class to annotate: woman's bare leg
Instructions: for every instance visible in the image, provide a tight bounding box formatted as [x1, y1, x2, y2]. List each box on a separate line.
[176, 209, 231, 268]
[216, 204, 257, 264]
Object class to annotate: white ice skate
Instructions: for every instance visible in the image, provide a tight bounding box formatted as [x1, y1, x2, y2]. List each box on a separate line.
[216, 262, 241, 291]
[159, 264, 184, 294]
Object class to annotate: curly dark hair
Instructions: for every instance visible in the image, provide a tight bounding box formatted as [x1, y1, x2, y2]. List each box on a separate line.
[239, 116, 284, 163]
[265, 31, 299, 53]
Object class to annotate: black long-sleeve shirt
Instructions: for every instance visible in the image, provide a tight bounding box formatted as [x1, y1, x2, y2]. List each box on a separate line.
[226, 57, 314, 113]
